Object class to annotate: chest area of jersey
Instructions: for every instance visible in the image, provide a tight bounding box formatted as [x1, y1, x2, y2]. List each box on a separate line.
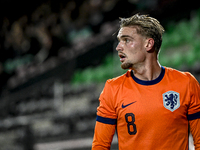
[115, 87, 189, 122]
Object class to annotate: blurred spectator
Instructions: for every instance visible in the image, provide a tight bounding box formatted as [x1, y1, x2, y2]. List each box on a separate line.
[1, 0, 198, 91]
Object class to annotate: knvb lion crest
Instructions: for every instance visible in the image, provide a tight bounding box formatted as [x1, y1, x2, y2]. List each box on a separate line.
[162, 91, 180, 112]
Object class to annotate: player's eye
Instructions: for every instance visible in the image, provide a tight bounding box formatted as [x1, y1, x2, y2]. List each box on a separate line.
[124, 38, 130, 43]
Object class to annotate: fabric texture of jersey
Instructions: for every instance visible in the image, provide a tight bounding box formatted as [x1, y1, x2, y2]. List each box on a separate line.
[92, 66, 200, 150]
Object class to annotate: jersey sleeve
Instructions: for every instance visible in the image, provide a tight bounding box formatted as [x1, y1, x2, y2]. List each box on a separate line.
[187, 73, 200, 149]
[92, 80, 117, 149]
[189, 119, 200, 150]
[96, 80, 118, 122]
[187, 73, 200, 120]
[92, 121, 116, 150]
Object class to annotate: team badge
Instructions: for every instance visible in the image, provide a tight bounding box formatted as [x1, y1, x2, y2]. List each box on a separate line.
[162, 91, 180, 112]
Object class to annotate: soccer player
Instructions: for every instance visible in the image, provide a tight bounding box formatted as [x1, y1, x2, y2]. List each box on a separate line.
[92, 14, 200, 150]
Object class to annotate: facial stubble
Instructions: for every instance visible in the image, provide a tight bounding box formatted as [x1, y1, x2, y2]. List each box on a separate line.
[121, 61, 133, 70]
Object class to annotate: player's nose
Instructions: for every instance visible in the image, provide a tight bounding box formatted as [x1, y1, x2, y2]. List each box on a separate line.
[116, 42, 123, 52]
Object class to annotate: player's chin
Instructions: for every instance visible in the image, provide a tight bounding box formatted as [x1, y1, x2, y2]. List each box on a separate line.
[121, 62, 133, 70]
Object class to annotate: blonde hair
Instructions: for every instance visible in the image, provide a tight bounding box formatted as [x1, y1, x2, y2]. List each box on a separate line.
[119, 14, 165, 53]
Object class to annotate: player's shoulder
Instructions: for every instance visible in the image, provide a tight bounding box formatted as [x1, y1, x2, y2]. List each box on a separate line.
[165, 67, 197, 82]
[106, 70, 131, 87]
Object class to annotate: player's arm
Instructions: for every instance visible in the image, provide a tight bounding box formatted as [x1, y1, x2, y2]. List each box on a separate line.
[92, 80, 117, 150]
[92, 119, 116, 150]
[187, 73, 200, 149]
[189, 118, 200, 150]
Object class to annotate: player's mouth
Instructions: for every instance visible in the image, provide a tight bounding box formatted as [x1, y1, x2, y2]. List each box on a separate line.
[118, 53, 127, 62]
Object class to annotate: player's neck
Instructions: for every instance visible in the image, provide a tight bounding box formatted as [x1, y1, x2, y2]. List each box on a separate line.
[132, 59, 161, 81]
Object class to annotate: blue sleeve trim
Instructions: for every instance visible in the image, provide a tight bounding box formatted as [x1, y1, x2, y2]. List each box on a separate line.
[188, 111, 200, 120]
[96, 115, 117, 125]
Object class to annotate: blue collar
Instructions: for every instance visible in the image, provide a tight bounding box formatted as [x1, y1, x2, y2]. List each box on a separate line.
[131, 66, 165, 86]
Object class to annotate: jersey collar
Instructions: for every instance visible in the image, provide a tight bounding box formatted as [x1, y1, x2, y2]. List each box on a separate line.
[131, 66, 165, 86]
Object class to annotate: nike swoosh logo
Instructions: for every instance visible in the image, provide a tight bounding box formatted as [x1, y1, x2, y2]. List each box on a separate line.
[122, 101, 137, 108]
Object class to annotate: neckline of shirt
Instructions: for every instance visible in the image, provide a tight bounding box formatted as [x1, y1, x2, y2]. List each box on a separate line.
[131, 66, 165, 86]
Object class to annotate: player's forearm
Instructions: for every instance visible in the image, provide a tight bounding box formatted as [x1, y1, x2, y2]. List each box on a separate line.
[189, 119, 200, 149]
[92, 121, 116, 150]
[92, 143, 111, 150]
[195, 143, 200, 150]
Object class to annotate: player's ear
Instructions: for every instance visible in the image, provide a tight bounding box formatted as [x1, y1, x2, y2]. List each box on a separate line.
[145, 38, 154, 52]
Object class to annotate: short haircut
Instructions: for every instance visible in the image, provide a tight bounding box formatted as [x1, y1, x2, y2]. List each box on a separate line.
[119, 14, 165, 53]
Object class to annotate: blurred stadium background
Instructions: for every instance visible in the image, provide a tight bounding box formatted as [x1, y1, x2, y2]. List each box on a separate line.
[0, 0, 200, 149]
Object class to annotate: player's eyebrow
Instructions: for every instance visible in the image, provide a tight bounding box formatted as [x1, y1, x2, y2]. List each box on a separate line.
[117, 35, 133, 41]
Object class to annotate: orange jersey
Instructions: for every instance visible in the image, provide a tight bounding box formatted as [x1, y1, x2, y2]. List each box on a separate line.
[92, 66, 200, 150]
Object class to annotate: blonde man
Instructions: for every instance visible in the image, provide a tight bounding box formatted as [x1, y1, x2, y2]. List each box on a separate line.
[92, 14, 200, 150]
